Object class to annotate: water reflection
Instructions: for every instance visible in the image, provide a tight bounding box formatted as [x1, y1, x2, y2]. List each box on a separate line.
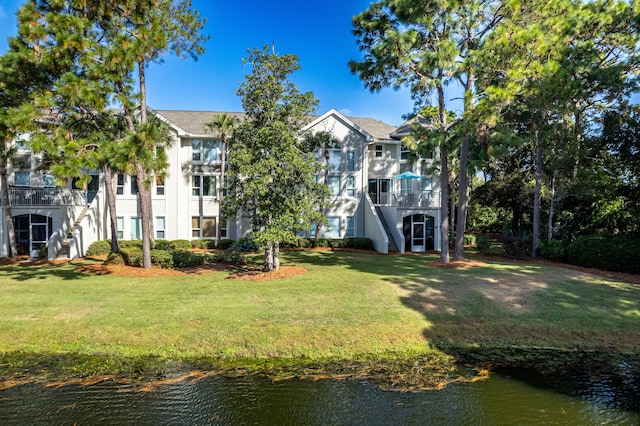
[2, 370, 639, 425]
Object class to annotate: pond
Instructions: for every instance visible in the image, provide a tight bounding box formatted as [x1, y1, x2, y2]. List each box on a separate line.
[2, 367, 639, 425]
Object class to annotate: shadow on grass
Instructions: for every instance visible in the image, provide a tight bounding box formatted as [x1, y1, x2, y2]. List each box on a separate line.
[0, 261, 89, 281]
[282, 249, 640, 364]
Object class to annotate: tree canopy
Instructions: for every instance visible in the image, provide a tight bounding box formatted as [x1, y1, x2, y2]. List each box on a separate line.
[224, 45, 328, 272]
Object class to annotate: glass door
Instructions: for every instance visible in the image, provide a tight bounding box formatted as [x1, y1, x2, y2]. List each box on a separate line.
[412, 222, 425, 252]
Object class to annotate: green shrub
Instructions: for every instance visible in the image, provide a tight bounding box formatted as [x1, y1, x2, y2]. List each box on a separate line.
[105, 251, 125, 265]
[328, 238, 348, 248]
[86, 240, 112, 256]
[282, 236, 311, 249]
[172, 239, 192, 251]
[463, 234, 477, 246]
[150, 249, 174, 269]
[502, 234, 526, 259]
[347, 238, 374, 250]
[538, 239, 567, 261]
[154, 240, 175, 251]
[314, 238, 329, 248]
[38, 244, 48, 259]
[119, 247, 142, 267]
[220, 249, 247, 265]
[567, 234, 640, 273]
[120, 240, 142, 249]
[171, 250, 206, 268]
[476, 234, 491, 255]
[217, 239, 235, 250]
[231, 238, 259, 252]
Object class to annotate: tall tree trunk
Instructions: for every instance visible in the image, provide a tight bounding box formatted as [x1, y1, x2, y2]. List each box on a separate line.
[136, 164, 152, 268]
[103, 164, 119, 253]
[273, 241, 280, 270]
[531, 126, 542, 258]
[0, 159, 18, 258]
[437, 82, 449, 263]
[547, 173, 555, 241]
[138, 61, 148, 124]
[137, 60, 154, 265]
[449, 178, 456, 243]
[454, 135, 470, 260]
[440, 150, 450, 263]
[264, 242, 274, 272]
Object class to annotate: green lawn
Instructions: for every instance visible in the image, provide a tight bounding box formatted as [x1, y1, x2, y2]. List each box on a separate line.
[1, 250, 638, 381]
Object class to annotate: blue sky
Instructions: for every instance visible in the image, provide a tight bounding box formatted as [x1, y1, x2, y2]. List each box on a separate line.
[0, 0, 424, 125]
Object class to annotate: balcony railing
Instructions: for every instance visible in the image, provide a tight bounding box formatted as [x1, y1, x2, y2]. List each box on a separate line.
[370, 191, 439, 208]
[6, 187, 87, 206]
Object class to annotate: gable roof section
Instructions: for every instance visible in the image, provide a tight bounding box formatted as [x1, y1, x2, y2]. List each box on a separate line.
[390, 115, 435, 139]
[153, 108, 397, 141]
[154, 110, 247, 137]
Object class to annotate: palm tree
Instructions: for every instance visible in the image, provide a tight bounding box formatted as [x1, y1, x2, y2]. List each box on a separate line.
[204, 113, 237, 244]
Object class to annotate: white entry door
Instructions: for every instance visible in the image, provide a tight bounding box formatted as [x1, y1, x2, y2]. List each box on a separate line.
[412, 222, 425, 252]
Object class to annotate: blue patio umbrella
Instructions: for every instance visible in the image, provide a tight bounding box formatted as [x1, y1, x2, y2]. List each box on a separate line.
[393, 171, 423, 179]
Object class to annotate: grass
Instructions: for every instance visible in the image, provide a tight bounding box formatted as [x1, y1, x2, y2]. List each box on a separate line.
[1, 250, 639, 385]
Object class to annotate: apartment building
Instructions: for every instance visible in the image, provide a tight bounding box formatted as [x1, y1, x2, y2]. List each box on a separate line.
[0, 108, 441, 259]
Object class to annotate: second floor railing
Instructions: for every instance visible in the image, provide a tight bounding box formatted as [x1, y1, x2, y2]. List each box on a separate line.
[6, 187, 87, 207]
[370, 190, 440, 208]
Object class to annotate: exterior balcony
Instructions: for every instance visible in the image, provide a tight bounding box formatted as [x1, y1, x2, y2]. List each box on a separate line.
[370, 190, 439, 208]
[5, 186, 87, 207]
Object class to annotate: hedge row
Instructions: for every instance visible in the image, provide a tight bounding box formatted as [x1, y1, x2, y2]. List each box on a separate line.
[87, 237, 375, 257]
[565, 234, 640, 274]
[537, 234, 640, 274]
[114, 247, 246, 269]
[86, 239, 236, 256]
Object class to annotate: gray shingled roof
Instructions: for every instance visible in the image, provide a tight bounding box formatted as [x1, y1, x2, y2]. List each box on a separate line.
[153, 109, 398, 141]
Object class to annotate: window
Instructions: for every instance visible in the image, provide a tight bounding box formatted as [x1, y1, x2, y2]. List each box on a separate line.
[192, 175, 217, 197]
[43, 174, 55, 187]
[401, 143, 411, 161]
[346, 150, 355, 172]
[421, 177, 433, 191]
[116, 217, 124, 240]
[192, 139, 220, 162]
[14, 171, 30, 186]
[375, 144, 383, 158]
[328, 149, 341, 172]
[192, 216, 216, 238]
[131, 217, 141, 240]
[326, 217, 340, 238]
[116, 174, 124, 195]
[203, 176, 216, 197]
[219, 218, 227, 238]
[202, 217, 216, 237]
[192, 140, 202, 161]
[346, 176, 355, 197]
[156, 217, 165, 239]
[204, 141, 220, 162]
[156, 175, 165, 196]
[15, 133, 31, 151]
[400, 178, 412, 195]
[327, 176, 340, 197]
[346, 216, 355, 237]
[192, 216, 201, 237]
[192, 176, 201, 196]
[131, 175, 139, 195]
